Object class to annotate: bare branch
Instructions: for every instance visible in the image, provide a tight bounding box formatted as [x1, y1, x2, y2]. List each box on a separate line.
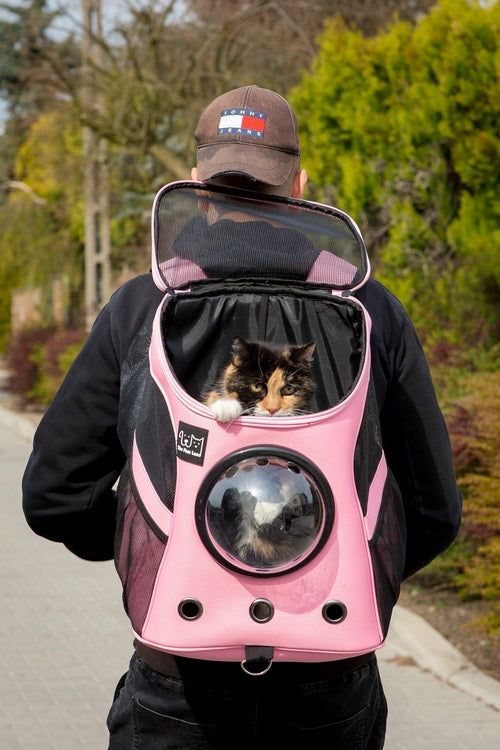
[1, 181, 47, 205]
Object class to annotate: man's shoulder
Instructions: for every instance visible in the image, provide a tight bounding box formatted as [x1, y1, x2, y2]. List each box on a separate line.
[111, 272, 160, 298]
[91, 273, 164, 353]
[353, 278, 420, 358]
[107, 273, 164, 314]
[354, 278, 408, 321]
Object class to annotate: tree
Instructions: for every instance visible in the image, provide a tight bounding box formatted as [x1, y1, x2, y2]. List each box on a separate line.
[290, 0, 500, 349]
[40, 1, 439, 186]
[0, 0, 78, 184]
[187, 1, 437, 38]
[0, 0, 443, 347]
[0, 106, 85, 337]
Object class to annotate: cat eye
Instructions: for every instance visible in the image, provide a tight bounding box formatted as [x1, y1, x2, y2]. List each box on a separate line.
[281, 384, 296, 396]
[250, 382, 266, 394]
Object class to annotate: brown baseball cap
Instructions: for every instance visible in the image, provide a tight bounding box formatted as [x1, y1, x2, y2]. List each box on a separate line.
[195, 85, 300, 186]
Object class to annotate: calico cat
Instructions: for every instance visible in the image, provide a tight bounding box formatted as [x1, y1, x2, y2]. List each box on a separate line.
[203, 335, 316, 422]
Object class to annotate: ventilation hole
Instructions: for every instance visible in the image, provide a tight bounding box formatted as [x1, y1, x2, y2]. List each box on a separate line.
[178, 598, 203, 620]
[322, 600, 348, 624]
[249, 599, 275, 623]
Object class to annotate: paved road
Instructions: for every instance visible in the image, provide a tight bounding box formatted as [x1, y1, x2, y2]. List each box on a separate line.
[1, 415, 499, 749]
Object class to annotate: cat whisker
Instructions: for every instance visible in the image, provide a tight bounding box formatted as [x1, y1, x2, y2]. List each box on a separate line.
[283, 408, 313, 417]
[288, 366, 311, 379]
[221, 406, 254, 427]
[238, 407, 255, 418]
[257, 353, 265, 379]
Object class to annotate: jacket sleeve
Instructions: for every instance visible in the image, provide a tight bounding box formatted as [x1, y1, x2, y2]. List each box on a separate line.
[22, 292, 126, 561]
[361, 281, 462, 579]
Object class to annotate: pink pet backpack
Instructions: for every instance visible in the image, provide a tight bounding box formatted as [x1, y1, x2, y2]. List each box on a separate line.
[115, 181, 406, 674]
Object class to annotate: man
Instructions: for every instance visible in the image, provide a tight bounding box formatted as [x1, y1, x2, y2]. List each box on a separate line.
[22, 85, 461, 749]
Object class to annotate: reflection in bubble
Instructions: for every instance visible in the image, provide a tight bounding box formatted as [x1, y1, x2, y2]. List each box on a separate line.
[203, 454, 326, 572]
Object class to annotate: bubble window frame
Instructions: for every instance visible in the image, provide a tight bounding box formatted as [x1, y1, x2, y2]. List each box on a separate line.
[195, 446, 334, 577]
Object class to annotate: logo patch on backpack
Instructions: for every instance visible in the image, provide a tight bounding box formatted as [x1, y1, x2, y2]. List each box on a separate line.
[177, 422, 208, 465]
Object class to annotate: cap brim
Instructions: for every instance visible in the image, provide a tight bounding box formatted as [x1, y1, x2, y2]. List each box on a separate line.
[197, 143, 297, 187]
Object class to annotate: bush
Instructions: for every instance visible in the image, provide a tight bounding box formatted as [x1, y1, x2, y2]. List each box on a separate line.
[6, 326, 85, 407]
[291, 0, 500, 352]
[414, 360, 500, 635]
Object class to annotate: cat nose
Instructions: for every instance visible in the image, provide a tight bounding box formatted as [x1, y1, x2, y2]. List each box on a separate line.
[266, 407, 279, 415]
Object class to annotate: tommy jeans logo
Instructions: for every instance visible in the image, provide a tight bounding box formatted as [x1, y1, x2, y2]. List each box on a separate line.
[177, 422, 208, 466]
[217, 108, 266, 138]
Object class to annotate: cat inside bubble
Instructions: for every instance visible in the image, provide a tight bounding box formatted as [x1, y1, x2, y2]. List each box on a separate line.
[203, 336, 315, 422]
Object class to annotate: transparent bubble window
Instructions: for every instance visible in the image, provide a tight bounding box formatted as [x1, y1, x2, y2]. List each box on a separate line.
[195, 448, 334, 577]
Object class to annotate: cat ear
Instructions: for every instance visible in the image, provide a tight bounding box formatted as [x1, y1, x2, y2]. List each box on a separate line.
[294, 342, 315, 365]
[232, 335, 250, 362]
[232, 335, 247, 351]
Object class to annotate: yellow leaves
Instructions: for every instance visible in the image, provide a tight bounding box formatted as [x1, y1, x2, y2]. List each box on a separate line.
[10, 108, 85, 246]
[15, 110, 82, 203]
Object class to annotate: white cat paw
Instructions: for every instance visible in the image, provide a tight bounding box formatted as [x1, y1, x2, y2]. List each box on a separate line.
[209, 399, 243, 422]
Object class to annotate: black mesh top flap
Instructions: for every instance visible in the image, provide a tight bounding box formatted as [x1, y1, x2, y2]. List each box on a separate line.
[151, 181, 369, 293]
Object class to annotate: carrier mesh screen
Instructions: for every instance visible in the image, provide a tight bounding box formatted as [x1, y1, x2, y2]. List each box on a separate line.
[153, 182, 367, 290]
[369, 475, 407, 635]
[115, 473, 167, 634]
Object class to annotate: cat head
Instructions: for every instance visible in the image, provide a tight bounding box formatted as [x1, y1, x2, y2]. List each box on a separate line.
[227, 336, 316, 417]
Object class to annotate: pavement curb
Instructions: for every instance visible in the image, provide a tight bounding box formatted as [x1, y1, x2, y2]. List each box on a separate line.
[0, 403, 41, 443]
[4, 402, 499, 712]
[386, 605, 500, 711]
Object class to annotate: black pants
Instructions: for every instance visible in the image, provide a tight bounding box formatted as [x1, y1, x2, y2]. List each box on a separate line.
[107, 653, 387, 749]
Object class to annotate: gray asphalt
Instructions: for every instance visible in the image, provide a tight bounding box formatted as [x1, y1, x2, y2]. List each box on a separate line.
[1, 406, 499, 749]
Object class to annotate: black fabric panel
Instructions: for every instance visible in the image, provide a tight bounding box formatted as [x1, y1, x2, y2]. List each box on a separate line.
[354, 380, 384, 515]
[161, 284, 365, 412]
[134, 377, 177, 513]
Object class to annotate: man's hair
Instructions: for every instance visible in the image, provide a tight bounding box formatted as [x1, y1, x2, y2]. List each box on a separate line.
[206, 169, 299, 197]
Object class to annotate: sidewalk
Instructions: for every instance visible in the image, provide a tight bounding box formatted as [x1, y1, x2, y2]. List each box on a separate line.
[1, 405, 499, 748]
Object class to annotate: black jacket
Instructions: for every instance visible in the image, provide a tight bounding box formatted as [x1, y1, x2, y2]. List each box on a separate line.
[22, 271, 461, 578]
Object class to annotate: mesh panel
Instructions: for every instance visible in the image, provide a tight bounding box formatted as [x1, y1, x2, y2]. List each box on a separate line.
[153, 182, 367, 290]
[369, 475, 407, 635]
[116, 479, 166, 635]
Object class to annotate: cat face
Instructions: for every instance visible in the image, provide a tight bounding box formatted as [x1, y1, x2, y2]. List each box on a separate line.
[224, 336, 315, 417]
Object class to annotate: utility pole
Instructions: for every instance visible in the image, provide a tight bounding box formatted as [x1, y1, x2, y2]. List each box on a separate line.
[82, 0, 111, 331]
